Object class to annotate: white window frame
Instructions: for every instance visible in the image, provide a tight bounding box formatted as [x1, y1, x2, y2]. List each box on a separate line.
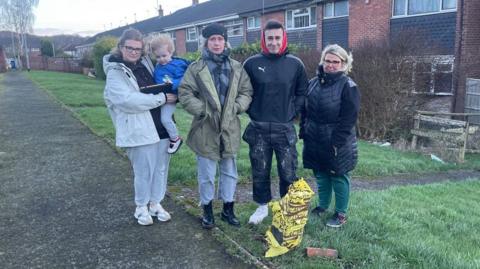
[224, 19, 244, 37]
[286, 6, 317, 30]
[186, 27, 197, 42]
[247, 16, 261, 30]
[392, 0, 457, 18]
[169, 31, 176, 41]
[409, 55, 454, 95]
[323, 0, 349, 19]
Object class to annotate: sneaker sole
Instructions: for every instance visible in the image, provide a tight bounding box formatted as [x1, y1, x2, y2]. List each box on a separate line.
[326, 222, 345, 228]
[157, 216, 171, 222]
[137, 219, 154, 226]
[247, 219, 265, 225]
[167, 140, 183, 154]
[135, 216, 153, 226]
[149, 212, 171, 222]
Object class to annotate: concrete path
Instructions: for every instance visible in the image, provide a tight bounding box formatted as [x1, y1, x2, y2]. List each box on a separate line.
[0, 72, 253, 269]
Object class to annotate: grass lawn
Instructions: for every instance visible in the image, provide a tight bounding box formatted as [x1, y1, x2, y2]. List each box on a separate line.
[26, 70, 480, 185]
[215, 180, 480, 269]
[24, 70, 480, 269]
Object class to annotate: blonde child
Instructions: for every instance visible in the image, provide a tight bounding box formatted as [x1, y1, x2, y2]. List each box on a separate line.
[150, 34, 189, 153]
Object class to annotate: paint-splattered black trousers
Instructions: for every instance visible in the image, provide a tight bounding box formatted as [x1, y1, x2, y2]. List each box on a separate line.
[242, 121, 298, 204]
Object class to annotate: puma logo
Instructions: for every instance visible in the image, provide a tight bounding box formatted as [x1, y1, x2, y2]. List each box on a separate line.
[258, 66, 266, 72]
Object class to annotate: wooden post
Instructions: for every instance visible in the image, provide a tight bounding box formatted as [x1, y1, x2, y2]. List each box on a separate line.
[460, 116, 470, 163]
[411, 113, 420, 149]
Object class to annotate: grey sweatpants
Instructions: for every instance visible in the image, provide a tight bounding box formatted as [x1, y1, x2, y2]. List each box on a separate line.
[126, 139, 171, 207]
[161, 103, 178, 140]
[196, 155, 238, 205]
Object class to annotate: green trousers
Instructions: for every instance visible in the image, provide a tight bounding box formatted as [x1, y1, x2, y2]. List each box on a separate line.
[314, 170, 350, 214]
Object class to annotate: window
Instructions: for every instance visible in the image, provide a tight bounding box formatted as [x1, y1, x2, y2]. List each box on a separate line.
[442, 0, 456, 9]
[169, 31, 176, 41]
[247, 16, 261, 30]
[324, 0, 349, 18]
[393, 0, 456, 16]
[410, 55, 454, 95]
[186, 27, 197, 41]
[224, 19, 243, 37]
[286, 7, 317, 29]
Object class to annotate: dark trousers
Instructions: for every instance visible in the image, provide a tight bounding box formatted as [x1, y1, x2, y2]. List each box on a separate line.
[243, 122, 298, 204]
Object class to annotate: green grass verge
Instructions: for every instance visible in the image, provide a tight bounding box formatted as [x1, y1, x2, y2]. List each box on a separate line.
[27, 71, 105, 107]
[24, 68, 480, 269]
[214, 180, 480, 269]
[26, 70, 480, 185]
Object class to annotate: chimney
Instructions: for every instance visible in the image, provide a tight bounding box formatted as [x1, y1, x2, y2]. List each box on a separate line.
[158, 5, 164, 17]
[192, 0, 199, 6]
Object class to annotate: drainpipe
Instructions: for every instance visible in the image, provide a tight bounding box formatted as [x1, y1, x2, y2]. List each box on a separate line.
[452, 0, 465, 113]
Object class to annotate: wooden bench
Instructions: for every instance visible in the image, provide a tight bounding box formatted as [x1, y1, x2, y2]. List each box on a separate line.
[410, 111, 480, 162]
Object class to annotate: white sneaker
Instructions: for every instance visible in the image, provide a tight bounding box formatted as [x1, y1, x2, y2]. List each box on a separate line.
[248, 204, 268, 225]
[134, 206, 153, 226]
[149, 202, 171, 222]
[167, 137, 183, 154]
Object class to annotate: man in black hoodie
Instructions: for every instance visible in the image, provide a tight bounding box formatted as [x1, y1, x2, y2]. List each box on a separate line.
[242, 20, 308, 225]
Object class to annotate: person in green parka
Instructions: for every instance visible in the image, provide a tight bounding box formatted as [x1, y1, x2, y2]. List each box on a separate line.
[178, 23, 253, 229]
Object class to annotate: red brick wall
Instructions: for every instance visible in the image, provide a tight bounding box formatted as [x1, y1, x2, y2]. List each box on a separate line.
[175, 29, 186, 55]
[0, 46, 7, 72]
[349, 0, 391, 48]
[261, 11, 285, 28]
[316, 4, 324, 51]
[28, 55, 82, 73]
[453, 0, 480, 113]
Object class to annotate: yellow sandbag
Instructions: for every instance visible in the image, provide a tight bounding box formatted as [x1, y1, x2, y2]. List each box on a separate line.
[265, 178, 314, 257]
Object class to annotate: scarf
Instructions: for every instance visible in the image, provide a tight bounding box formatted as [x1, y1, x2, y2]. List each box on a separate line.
[202, 47, 231, 107]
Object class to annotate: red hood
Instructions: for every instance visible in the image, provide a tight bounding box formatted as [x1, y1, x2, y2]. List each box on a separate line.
[260, 29, 288, 55]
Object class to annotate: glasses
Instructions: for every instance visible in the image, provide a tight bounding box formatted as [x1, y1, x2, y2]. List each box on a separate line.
[325, 60, 342, 65]
[123, 45, 143, 53]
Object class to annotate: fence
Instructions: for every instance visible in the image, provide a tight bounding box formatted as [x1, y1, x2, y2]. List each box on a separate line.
[411, 110, 480, 162]
[27, 56, 83, 74]
[465, 78, 480, 125]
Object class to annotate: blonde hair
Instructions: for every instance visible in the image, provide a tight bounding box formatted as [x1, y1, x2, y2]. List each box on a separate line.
[150, 34, 175, 54]
[320, 44, 353, 74]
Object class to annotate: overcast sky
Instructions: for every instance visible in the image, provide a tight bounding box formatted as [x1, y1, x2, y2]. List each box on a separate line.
[33, 0, 208, 36]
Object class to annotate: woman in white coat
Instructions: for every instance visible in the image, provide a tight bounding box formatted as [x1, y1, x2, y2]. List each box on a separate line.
[103, 28, 177, 225]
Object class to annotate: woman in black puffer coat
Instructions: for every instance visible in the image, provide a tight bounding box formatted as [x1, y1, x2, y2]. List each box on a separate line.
[299, 44, 360, 228]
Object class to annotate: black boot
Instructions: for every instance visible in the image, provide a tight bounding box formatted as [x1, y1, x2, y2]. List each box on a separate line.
[221, 202, 240, 227]
[202, 201, 215, 229]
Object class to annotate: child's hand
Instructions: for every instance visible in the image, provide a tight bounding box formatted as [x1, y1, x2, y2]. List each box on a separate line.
[165, 93, 177, 104]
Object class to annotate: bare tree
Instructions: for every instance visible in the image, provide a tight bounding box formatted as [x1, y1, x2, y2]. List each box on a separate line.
[0, 0, 39, 70]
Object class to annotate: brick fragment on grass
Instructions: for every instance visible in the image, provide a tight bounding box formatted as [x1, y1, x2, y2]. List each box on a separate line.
[306, 247, 338, 258]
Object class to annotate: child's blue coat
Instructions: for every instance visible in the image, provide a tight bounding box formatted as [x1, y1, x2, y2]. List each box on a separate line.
[153, 57, 189, 94]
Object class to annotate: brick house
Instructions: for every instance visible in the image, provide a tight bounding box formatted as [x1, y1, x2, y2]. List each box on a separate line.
[452, 0, 480, 114]
[81, 0, 477, 113]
